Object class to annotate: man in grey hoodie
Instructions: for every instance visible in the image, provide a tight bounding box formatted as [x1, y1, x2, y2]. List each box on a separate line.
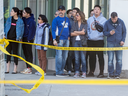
[87, 5, 107, 78]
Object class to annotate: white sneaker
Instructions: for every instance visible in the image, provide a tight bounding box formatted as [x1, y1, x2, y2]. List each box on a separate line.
[21, 68, 32, 74]
[35, 72, 39, 75]
[20, 68, 27, 73]
[37, 73, 46, 76]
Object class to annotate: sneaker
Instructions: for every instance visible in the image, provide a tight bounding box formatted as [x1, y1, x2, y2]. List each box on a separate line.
[81, 73, 86, 78]
[35, 72, 39, 75]
[37, 72, 42, 76]
[97, 74, 104, 78]
[74, 73, 80, 78]
[21, 68, 32, 74]
[20, 68, 27, 73]
[115, 76, 120, 79]
[68, 71, 71, 76]
[56, 74, 69, 77]
[107, 75, 114, 79]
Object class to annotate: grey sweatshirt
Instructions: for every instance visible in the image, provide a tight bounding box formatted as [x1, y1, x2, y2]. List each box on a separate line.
[87, 13, 107, 41]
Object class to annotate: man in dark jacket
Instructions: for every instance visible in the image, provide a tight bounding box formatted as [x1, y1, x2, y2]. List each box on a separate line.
[103, 12, 126, 79]
[21, 7, 36, 74]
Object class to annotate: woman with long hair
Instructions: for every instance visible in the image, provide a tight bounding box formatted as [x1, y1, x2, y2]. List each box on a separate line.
[71, 11, 88, 78]
[4, 7, 24, 74]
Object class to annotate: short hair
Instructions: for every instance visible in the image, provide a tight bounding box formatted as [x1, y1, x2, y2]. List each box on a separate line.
[66, 9, 72, 14]
[39, 14, 48, 23]
[73, 7, 80, 12]
[94, 5, 101, 10]
[90, 9, 94, 14]
[111, 12, 118, 18]
[24, 7, 32, 15]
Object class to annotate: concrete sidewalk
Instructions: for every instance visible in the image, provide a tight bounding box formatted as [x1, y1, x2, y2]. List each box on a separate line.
[4, 71, 128, 96]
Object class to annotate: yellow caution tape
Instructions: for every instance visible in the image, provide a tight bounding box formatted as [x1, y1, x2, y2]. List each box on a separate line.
[5, 39, 128, 51]
[0, 39, 45, 93]
[0, 38, 128, 94]
[1, 79, 128, 85]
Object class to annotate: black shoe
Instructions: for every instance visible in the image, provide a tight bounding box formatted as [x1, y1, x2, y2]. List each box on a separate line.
[71, 69, 75, 72]
[97, 74, 104, 78]
[87, 72, 94, 77]
[56, 74, 69, 77]
[53, 73, 56, 76]
[5, 72, 9, 74]
[12, 72, 17, 74]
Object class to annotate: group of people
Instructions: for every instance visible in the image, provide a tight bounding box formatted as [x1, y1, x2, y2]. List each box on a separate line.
[4, 4, 126, 79]
[52, 5, 126, 79]
[4, 7, 50, 76]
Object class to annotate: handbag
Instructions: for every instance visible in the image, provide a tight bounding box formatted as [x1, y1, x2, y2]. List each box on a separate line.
[56, 17, 66, 43]
[94, 17, 103, 32]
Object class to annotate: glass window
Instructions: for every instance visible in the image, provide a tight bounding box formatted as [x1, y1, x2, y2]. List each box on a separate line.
[16, 0, 23, 10]
[4, 0, 10, 25]
[28, 0, 37, 20]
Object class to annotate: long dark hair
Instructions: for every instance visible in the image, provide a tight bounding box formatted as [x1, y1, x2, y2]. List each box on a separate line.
[12, 7, 22, 17]
[77, 11, 87, 24]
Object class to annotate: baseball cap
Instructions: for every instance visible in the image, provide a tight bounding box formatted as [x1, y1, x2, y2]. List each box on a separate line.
[58, 5, 65, 10]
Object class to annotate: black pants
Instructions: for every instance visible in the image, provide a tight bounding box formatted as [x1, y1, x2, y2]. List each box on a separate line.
[88, 40, 104, 74]
[66, 50, 75, 71]
[6, 42, 19, 65]
[22, 37, 33, 68]
[86, 51, 89, 73]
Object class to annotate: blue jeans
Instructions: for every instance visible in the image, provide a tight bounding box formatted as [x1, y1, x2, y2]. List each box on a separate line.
[107, 42, 122, 76]
[74, 41, 86, 73]
[55, 40, 69, 75]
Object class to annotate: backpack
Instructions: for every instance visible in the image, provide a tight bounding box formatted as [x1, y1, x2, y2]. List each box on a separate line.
[43, 25, 53, 45]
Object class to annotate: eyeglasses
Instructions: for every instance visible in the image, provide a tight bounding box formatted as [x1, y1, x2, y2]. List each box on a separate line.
[76, 14, 80, 17]
[38, 18, 41, 20]
[55, 14, 58, 15]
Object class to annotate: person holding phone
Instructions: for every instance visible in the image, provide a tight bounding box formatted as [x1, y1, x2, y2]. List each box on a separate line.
[103, 12, 126, 79]
[71, 11, 88, 78]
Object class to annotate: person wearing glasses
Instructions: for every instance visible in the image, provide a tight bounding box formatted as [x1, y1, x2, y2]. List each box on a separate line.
[71, 11, 88, 78]
[4, 7, 24, 74]
[34, 14, 50, 76]
[21, 7, 36, 74]
[54, 10, 59, 17]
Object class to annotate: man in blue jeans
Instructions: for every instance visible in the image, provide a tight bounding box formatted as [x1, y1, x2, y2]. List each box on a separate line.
[103, 12, 126, 79]
[52, 5, 71, 77]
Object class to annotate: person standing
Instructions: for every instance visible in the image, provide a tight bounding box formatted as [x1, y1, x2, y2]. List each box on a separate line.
[21, 7, 36, 74]
[35, 14, 50, 76]
[52, 5, 71, 77]
[86, 9, 94, 74]
[65, 8, 80, 75]
[66, 9, 72, 18]
[87, 5, 107, 78]
[54, 10, 59, 17]
[71, 11, 88, 78]
[103, 12, 126, 79]
[4, 7, 24, 74]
